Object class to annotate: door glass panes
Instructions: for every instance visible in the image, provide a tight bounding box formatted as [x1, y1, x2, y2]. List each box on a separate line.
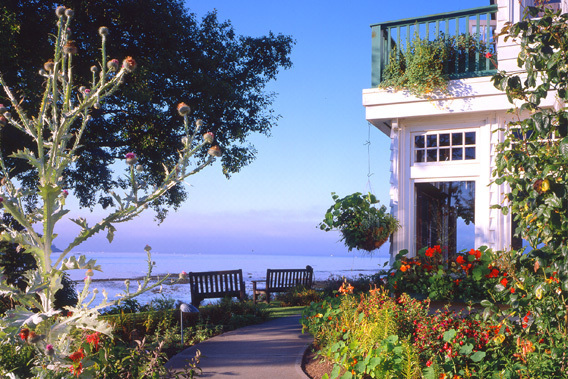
[415, 181, 475, 262]
[414, 131, 476, 163]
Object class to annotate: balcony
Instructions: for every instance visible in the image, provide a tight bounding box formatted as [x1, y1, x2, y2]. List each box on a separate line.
[371, 5, 498, 87]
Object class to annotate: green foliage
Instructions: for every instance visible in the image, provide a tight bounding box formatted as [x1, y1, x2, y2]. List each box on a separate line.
[276, 285, 323, 306]
[0, 342, 35, 378]
[380, 32, 494, 98]
[320, 192, 399, 252]
[0, 0, 294, 218]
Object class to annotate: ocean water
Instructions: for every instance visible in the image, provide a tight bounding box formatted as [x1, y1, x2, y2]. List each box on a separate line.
[59, 251, 389, 308]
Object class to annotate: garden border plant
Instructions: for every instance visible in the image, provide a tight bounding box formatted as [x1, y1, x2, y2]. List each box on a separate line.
[0, 6, 223, 377]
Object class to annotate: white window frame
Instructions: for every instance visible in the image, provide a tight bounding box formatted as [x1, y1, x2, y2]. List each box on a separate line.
[398, 116, 492, 256]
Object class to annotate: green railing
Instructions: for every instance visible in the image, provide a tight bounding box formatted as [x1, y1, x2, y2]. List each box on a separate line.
[371, 5, 498, 87]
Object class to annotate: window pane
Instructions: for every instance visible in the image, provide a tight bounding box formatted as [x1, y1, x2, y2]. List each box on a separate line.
[439, 148, 450, 161]
[465, 132, 476, 145]
[427, 135, 437, 148]
[452, 147, 463, 160]
[415, 181, 475, 262]
[415, 135, 425, 148]
[439, 133, 450, 146]
[465, 147, 476, 160]
[452, 132, 463, 146]
[427, 149, 438, 162]
[415, 150, 425, 162]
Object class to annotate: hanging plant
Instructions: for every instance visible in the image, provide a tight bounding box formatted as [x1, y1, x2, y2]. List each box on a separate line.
[320, 192, 400, 252]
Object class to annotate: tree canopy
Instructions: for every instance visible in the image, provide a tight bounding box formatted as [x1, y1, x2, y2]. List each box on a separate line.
[0, 0, 294, 219]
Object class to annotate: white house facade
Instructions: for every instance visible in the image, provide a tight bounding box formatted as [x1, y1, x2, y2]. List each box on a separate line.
[363, 0, 567, 261]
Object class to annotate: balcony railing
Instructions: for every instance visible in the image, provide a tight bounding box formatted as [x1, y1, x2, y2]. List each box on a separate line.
[371, 5, 498, 87]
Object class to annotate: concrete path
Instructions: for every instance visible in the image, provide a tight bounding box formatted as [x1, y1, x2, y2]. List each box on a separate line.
[165, 315, 312, 378]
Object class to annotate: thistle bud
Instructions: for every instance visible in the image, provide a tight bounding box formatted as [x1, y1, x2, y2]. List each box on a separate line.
[181, 136, 188, 145]
[39, 69, 48, 77]
[90, 65, 99, 73]
[0, 104, 6, 114]
[136, 164, 143, 172]
[79, 86, 86, 93]
[63, 42, 78, 55]
[203, 132, 214, 144]
[84, 89, 91, 96]
[98, 26, 109, 37]
[45, 344, 55, 356]
[196, 119, 203, 128]
[208, 145, 223, 157]
[0, 116, 6, 127]
[177, 102, 190, 116]
[122, 56, 137, 72]
[107, 59, 119, 71]
[4, 112, 12, 120]
[125, 152, 137, 165]
[44, 59, 55, 72]
[55, 6, 66, 17]
[86, 269, 94, 277]
[64, 9, 74, 18]
[62, 189, 68, 198]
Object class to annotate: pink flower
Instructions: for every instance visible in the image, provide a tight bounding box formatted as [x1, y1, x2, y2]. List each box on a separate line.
[107, 59, 119, 71]
[203, 132, 214, 144]
[485, 52, 493, 58]
[45, 344, 54, 356]
[125, 152, 137, 165]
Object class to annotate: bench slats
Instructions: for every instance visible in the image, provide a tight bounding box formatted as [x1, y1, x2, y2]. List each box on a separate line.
[253, 266, 313, 303]
[188, 269, 245, 308]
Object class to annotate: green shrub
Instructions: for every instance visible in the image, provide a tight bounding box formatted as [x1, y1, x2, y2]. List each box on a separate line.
[276, 285, 323, 306]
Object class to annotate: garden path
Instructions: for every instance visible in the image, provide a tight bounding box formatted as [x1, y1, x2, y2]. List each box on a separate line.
[165, 315, 312, 378]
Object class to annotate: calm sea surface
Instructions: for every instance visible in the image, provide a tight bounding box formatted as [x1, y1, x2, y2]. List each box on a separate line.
[57, 251, 389, 307]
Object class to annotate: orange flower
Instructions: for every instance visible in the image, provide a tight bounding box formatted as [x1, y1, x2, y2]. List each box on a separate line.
[400, 265, 409, 272]
[456, 256, 465, 264]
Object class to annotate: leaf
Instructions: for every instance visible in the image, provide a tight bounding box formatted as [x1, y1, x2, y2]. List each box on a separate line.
[459, 343, 474, 355]
[471, 351, 486, 362]
[443, 329, 456, 342]
[560, 136, 568, 157]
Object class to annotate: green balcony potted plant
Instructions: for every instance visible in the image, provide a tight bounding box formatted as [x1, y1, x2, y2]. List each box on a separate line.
[320, 192, 399, 252]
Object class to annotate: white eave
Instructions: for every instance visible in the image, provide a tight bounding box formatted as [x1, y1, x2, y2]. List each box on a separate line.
[363, 74, 558, 136]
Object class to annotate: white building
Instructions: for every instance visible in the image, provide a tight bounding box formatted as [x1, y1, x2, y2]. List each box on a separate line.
[363, 0, 566, 261]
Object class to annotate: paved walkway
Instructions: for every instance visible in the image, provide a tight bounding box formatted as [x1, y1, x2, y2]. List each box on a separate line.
[165, 315, 312, 378]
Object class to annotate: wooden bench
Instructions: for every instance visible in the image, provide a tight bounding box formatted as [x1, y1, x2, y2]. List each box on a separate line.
[252, 266, 314, 303]
[188, 269, 246, 308]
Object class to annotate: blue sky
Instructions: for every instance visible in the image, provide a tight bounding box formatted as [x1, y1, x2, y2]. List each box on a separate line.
[55, 0, 489, 256]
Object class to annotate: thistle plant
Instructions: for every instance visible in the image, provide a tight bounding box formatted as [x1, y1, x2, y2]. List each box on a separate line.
[0, 6, 219, 376]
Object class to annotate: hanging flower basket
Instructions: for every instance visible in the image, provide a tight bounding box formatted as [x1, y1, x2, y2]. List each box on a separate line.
[320, 192, 399, 252]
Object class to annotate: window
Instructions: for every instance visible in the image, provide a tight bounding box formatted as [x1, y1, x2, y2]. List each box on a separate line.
[415, 181, 475, 261]
[414, 131, 476, 163]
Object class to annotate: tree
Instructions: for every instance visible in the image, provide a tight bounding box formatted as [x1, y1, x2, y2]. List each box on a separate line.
[0, 0, 294, 220]
[486, 5, 568, 376]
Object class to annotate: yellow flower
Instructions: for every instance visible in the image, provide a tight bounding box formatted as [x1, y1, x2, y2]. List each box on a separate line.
[541, 178, 550, 192]
[316, 313, 323, 318]
[494, 334, 505, 344]
[536, 287, 543, 300]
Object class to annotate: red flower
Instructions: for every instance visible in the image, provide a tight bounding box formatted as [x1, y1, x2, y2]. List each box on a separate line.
[485, 52, 493, 58]
[425, 247, 434, 257]
[487, 268, 499, 278]
[69, 348, 85, 362]
[434, 245, 442, 254]
[86, 332, 100, 350]
[510, 287, 515, 293]
[456, 256, 466, 264]
[500, 277, 508, 287]
[70, 362, 83, 377]
[19, 328, 29, 341]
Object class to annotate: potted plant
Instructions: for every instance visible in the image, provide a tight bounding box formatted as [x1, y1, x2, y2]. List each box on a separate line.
[319, 192, 399, 252]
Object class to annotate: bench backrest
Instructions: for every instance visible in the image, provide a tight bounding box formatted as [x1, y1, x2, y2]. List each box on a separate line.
[266, 266, 314, 292]
[188, 269, 245, 307]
